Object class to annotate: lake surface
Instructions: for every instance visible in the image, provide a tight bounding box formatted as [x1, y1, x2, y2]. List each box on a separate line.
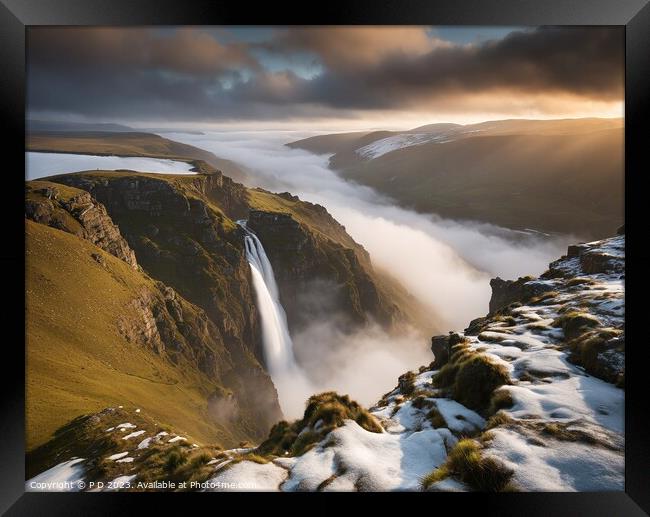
[25, 152, 196, 180]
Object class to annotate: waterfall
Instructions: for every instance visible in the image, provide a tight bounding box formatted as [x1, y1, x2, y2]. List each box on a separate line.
[239, 221, 312, 417]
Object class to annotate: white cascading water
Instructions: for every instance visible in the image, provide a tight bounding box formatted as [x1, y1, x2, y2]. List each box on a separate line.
[239, 221, 313, 418]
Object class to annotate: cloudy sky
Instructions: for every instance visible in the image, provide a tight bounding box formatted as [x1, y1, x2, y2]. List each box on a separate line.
[27, 26, 624, 129]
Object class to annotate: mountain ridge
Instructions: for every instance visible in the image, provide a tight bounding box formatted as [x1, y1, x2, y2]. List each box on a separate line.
[288, 118, 624, 239]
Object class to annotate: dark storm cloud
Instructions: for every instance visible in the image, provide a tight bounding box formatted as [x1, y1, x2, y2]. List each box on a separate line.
[29, 27, 258, 76]
[27, 26, 623, 121]
[239, 27, 624, 108]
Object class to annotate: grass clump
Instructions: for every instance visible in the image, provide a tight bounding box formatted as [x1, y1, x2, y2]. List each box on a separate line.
[426, 407, 447, 429]
[135, 442, 227, 489]
[236, 453, 270, 465]
[493, 315, 517, 326]
[552, 311, 601, 340]
[433, 346, 511, 413]
[566, 328, 624, 384]
[256, 392, 382, 459]
[488, 389, 515, 415]
[163, 449, 187, 472]
[567, 277, 597, 287]
[485, 411, 515, 430]
[528, 291, 560, 304]
[454, 356, 510, 411]
[290, 431, 321, 456]
[412, 395, 434, 410]
[172, 449, 219, 485]
[421, 439, 514, 492]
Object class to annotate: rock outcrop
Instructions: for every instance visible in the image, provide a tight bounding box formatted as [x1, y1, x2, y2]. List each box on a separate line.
[543, 235, 625, 278]
[484, 235, 625, 384]
[26, 181, 138, 269]
[430, 332, 465, 368]
[488, 276, 553, 314]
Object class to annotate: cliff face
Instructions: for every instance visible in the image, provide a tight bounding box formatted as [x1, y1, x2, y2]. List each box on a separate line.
[25, 219, 275, 453]
[49, 172, 261, 356]
[244, 189, 435, 338]
[488, 276, 551, 315]
[27, 175, 283, 446]
[247, 209, 399, 334]
[26, 181, 138, 269]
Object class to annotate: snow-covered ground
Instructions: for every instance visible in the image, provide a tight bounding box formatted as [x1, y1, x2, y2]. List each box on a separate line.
[355, 128, 485, 159]
[26, 236, 624, 492]
[26, 458, 86, 492]
[26, 152, 195, 180]
[356, 133, 450, 159]
[207, 235, 624, 492]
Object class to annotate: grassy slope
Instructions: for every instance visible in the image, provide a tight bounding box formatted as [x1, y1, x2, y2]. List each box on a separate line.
[289, 119, 624, 239]
[246, 189, 360, 252]
[336, 129, 623, 239]
[25, 220, 241, 451]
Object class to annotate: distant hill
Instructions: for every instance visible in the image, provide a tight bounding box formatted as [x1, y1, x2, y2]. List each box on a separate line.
[286, 130, 374, 155]
[27, 119, 135, 133]
[26, 130, 250, 183]
[288, 118, 624, 239]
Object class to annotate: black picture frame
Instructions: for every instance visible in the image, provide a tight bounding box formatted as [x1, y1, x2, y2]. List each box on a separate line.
[2, 0, 649, 514]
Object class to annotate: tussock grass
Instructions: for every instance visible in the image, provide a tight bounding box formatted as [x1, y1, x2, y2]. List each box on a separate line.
[163, 449, 187, 472]
[256, 392, 382, 459]
[552, 311, 602, 340]
[422, 439, 514, 491]
[433, 346, 511, 413]
[566, 328, 624, 384]
[411, 395, 434, 410]
[485, 411, 515, 430]
[489, 389, 515, 415]
[135, 443, 227, 488]
[529, 291, 560, 304]
[567, 277, 597, 287]
[493, 315, 517, 326]
[398, 371, 417, 396]
[426, 407, 447, 429]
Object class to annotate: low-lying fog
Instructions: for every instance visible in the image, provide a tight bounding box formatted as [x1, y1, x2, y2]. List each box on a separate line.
[165, 130, 576, 417]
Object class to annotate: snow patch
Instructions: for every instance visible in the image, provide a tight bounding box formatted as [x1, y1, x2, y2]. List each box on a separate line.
[123, 430, 146, 440]
[107, 452, 129, 461]
[207, 461, 287, 491]
[26, 458, 85, 492]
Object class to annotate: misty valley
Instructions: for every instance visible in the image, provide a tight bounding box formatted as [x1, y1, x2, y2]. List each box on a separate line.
[21, 17, 627, 498]
[24, 120, 624, 492]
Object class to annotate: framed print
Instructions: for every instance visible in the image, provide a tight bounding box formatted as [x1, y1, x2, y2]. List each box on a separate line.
[2, 0, 649, 514]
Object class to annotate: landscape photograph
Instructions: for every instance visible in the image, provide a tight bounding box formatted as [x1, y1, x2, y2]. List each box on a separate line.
[25, 26, 624, 492]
